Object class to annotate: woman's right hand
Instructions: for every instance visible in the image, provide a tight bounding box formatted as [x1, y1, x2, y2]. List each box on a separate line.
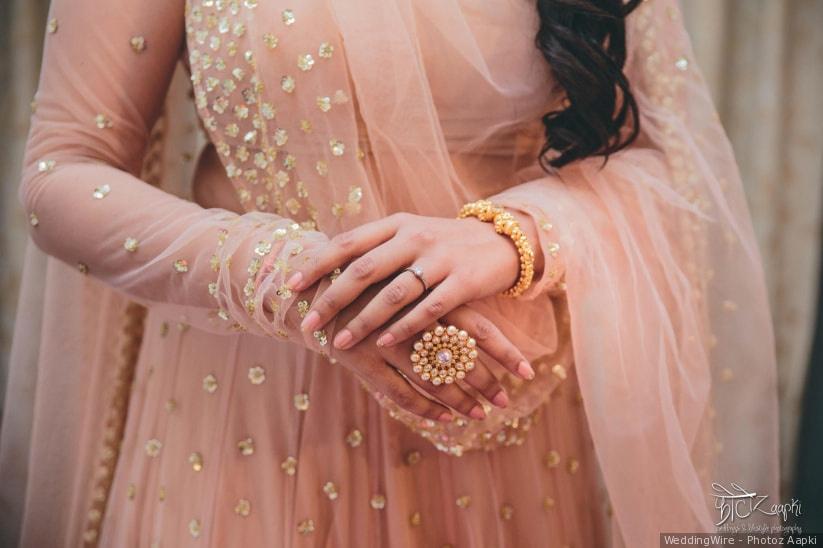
[327, 287, 529, 422]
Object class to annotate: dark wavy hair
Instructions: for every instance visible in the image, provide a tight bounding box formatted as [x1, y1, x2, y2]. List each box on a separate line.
[535, 0, 642, 169]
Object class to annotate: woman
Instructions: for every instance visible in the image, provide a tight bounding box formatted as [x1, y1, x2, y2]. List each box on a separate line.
[0, 0, 779, 546]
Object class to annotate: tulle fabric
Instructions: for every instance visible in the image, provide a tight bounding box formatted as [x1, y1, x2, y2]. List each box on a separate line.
[0, 0, 778, 546]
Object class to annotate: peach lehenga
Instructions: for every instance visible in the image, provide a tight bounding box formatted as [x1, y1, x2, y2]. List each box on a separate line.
[0, 0, 779, 547]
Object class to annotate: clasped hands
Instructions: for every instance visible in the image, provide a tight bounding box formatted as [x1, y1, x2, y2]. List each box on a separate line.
[286, 212, 543, 423]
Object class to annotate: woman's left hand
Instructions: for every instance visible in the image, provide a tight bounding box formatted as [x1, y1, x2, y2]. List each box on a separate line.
[287, 212, 541, 371]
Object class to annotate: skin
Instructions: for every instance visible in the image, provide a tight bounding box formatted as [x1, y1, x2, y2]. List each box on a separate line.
[296, 283, 535, 421]
[286, 211, 545, 395]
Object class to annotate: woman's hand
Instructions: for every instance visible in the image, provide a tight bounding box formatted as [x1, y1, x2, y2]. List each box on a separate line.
[287, 212, 540, 380]
[325, 285, 532, 421]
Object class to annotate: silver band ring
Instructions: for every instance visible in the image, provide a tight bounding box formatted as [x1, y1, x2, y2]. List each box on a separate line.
[402, 266, 428, 293]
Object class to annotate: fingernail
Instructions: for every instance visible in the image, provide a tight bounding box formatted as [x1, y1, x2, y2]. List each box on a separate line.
[517, 360, 535, 380]
[438, 412, 453, 423]
[333, 329, 353, 349]
[300, 310, 320, 332]
[286, 272, 303, 290]
[376, 332, 395, 348]
[492, 390, 509, 408]
[469, 405, 486, 420]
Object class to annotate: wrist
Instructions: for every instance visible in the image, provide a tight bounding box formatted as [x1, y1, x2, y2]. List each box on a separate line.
[457, 200, 539, 298]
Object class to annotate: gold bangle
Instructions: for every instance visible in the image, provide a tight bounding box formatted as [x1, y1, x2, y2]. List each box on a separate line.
[458, 199, 535, 298]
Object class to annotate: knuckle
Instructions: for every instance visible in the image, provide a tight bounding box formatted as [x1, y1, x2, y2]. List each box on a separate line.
[503, 348, 521, 367]
[384, 283, 407, 305]
[397, 322, 417, 339]
[350, 256, 376, 280]
[478, 375, 500, 397]
[331, 230, 356, 250]
[349, 317, 372, 335]
[473, 318, 496, 341]
[317, 293, 339, 313]
[425, 298, 446, 318]
[409, 228, 436, 246]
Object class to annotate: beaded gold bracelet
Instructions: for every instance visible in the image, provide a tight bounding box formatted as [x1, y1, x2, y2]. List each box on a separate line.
[458, 199, 535, 298]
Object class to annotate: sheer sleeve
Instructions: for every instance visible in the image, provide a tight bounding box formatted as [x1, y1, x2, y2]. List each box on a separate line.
[20, 0, 331, 346]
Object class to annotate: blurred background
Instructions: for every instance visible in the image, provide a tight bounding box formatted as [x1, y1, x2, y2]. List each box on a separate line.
[1, 0, 822, 529]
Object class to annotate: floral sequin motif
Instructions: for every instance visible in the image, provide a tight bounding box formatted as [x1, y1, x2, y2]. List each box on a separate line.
[203, 374, 218, 394]
[144, 438, 162, 458]
[189, 452, 204, 472]
[238, 437, 255, 456]
[281, 456, 297, 475]
[235, 499, 251, 517]
[37, 159, 56, 172]
[293, 393, 310, 411]
[130, 36, 147, 53]
[370, 494, 386, 510]
[94, 114, 112, 129]
[123, 237, 139, 253]
[346, 429, 363, 447]
[281, 9, 296, 26]
[173, 259, 189, 273]
[47, 18, 58, 34]
[323, 481, 338, 500]
[297, 519, 315, 535]
[248, 365, 266, 384]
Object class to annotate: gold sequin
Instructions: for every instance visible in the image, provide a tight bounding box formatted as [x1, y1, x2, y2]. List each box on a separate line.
[77, 262, 89, 274]
[675, 56, 689, 71]
[189, 452, 204, 472]
[316, 96, 331, 112]
[126, 483, 136, 500]
[123, 237, 139, 253]
[404, 450, 421, 466]
[323, 481, 338, 500]
[297, 53, 315, 71]
[203, 374, 218, 393]
[500, 503, 514, 520]
[130, 36, 147, 53]
[297, 519, 315, 535]
[188, 518, 202, 538]
[329, 139, 345, 156]
[409, 511, 422, 527]
[551, 364, 567, 380]
[296, 300, 309, 317]
[94, 114, 112, 129]
[235, 498, 251, 517]
[238, 437, 255, 456]
[281, 75, 296, 93]
[543, 496, 556, 510]
[173, 259, 189, 273]
[318, 42, 334, 59]
[47, 18, 58, 34]
[294, 393, 310, 411]
[158, 486, 166, 502]
[370, 494, 386, 510]
[544, 450, 560, 468]
[263, 33, 279, 49]
[281, 456, 297, 475]
[456, 495, 471, 509]
[29, 213, 39, 227]
[282, 9, 296, 26]
[313, 330, 328, 346]
[567, 458, 580, 474]
[246, 365, 266, 384]
[92, 184, 111, 199]
[346, 429, 363, 447]
[37, 159, 56, 172]
[145, 438, 162, 457]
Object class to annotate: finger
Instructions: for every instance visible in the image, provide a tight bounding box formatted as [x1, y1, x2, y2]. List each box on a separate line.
[301, 240, 417, 336]
[376, 278, 467, 348]
[335, 262, 446, 350]
[383, 343, 487, 420]
[287, 215, 402, 292]
[376, 363, 454, 423]
[446, 307, 535, 380]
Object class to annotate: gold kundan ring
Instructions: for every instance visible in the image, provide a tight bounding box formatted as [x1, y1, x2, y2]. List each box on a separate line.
[410, 325, 477, 386]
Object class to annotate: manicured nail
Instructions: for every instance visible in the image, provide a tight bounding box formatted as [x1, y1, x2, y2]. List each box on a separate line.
[376, 332, 395, 347]
[517, 360, 535, 380]
[492, 390, 509, 408]
[286, 272, 303, 290]
[300, 310, 320, 332]
[469, 405, 486, 420]
[333, 329, 353, 349]
[438, 412, 453, 422]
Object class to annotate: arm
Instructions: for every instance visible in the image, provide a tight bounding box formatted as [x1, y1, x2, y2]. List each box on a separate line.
[21, 0, 326, 342]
